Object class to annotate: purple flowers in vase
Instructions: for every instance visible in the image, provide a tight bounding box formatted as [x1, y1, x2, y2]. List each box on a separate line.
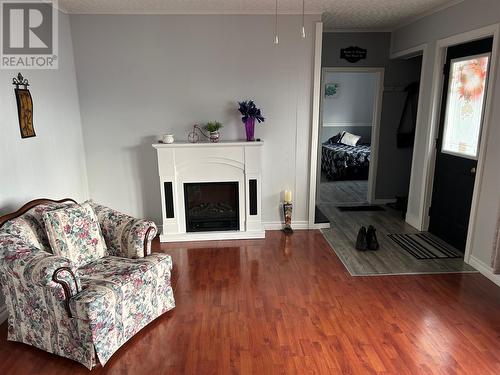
[238, 100, 265, 141]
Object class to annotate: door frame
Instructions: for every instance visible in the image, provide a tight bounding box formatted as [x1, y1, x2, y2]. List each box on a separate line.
[390, 44, 428, 230]
[314, 67, 384, 209]
[308, 22, 325, 228]
[421, 24, 499, 262]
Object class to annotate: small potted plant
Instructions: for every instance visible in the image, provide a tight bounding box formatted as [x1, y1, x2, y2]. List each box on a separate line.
[204, 121, 223, 143]
[238, 100, 265, 141]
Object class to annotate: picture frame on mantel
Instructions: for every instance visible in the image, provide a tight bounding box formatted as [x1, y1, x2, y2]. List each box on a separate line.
[12, 73, 35, 139]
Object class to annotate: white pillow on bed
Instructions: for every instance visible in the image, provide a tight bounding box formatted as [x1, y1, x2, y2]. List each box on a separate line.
[340, 131, 361, 146]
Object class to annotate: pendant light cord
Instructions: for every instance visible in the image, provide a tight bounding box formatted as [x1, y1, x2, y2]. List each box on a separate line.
[302, 0, 305, 27]
[274, 0, 279, 44]
[301, 0, 306, 38]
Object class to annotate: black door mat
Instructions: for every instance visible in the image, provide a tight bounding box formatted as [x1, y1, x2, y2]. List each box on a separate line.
[388, 232, 463, 259]
[336, 205, 385, 212]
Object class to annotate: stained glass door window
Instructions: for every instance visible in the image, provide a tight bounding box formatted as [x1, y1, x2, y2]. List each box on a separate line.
[441, 53, 490, 159]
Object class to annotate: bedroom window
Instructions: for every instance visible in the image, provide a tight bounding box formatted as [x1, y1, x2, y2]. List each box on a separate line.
[441, 54, 490, 159]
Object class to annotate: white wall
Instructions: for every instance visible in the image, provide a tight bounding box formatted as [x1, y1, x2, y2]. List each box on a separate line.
[391, 0, 500, 277]
[0, 12, 88, 318]
[70, 14, 320, 225]
[322, 72, 377, 128]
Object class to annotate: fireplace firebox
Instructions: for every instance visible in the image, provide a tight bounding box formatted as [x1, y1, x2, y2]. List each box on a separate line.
[184, 182, 239, 232]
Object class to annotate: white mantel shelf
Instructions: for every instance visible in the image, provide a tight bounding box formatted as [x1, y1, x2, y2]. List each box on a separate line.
[153, 141, 264, 148]
[153, 140, 265, 242]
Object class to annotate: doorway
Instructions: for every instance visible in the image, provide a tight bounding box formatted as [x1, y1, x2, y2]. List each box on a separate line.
[316, 68, 384, 209]
[429, 37, 493, 252]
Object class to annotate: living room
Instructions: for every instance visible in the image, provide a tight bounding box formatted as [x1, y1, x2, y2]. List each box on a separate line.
[1, 0, 500, 374]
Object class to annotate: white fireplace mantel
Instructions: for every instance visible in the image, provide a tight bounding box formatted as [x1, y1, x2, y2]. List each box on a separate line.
[153, 141, 265, 242]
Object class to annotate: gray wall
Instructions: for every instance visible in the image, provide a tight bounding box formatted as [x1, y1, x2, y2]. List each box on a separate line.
[0, 12, 88, 319]
[377, 55, 422, 199]
[322, 71, 377, 129]
[321, 71, 378, 145]
[322, 32, 422, 199]
[70, 14, 320, 225]
[391, 0, 500, 269]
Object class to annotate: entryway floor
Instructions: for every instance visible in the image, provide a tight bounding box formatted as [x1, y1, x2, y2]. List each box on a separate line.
[319, 174, 368, 205]
[319, 203, 477, 276]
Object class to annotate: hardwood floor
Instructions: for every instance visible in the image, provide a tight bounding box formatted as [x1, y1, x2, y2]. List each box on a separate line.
[1, 230, 500, 374]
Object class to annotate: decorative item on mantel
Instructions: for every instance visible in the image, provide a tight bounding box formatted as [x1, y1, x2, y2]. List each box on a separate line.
[187, 122, 223, 143]
[204, 121, 223, 143]
[12, 73, 35, 138]
[238, 100, 265, 141]
[283, 189, 293, 234]
[161, 134, 175, 144]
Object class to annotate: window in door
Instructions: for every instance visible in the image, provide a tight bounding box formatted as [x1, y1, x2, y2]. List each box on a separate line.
[441, 53, 490, 159]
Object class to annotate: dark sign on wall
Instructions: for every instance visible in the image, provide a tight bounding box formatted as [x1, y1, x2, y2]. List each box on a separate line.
[340, 46, 367, 63]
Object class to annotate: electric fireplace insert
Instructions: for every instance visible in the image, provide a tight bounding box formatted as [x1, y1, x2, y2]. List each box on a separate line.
[184, 182, 239, 232]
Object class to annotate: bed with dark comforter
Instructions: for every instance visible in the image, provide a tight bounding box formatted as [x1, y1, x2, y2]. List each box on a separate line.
[321, 143, 371, 180]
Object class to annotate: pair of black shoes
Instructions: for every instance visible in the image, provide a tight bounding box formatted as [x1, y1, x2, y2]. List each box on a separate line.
[355, 225, 379, 251]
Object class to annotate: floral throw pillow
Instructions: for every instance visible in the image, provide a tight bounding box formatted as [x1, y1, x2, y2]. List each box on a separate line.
[43, 202, 107, 268]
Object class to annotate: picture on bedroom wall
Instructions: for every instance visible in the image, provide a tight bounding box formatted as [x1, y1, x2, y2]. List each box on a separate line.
[325, 83, 340, 98]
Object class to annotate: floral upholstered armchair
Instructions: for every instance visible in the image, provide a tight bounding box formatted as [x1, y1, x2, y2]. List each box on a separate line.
[0, 199, 175, 369]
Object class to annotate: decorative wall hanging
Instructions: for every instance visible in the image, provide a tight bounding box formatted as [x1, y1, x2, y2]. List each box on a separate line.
[325, 83, 340, 98]
[12, 73, 35, 138]
[340, 46, 367, 63]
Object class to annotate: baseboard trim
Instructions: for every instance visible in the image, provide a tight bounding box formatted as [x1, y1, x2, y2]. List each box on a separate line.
[309, 223, 331, 230]
[468, 256, 500, 288]
[160, 230, 265, 242]
[0, 305, 7, 324]
[263, 221, 309, 230]
[371, 198, 397, 205]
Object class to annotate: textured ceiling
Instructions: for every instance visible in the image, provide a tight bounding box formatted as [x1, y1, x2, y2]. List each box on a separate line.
[59, 0, 463, 30]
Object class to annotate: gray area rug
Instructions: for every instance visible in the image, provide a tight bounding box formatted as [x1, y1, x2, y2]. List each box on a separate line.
[388, 232, 462, 259]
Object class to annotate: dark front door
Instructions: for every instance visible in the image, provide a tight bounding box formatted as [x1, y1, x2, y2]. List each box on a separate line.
[429, 37, 493, 251]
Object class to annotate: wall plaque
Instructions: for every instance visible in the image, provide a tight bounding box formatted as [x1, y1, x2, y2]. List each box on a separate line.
[340, 46, 367, 63]
[12, 73, 35, 138]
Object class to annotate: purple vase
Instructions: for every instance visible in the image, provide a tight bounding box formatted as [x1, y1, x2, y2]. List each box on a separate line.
[245, 117, 255, 141]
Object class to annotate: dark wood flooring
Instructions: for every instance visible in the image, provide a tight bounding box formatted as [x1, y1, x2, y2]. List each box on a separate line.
[1, 230, 500, 374]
